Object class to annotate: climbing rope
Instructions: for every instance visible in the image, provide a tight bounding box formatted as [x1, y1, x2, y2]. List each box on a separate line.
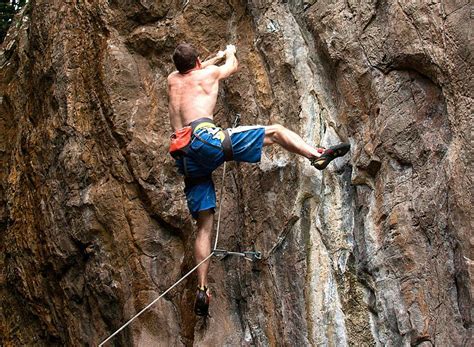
[99, 116, 240, 346]
[98, 253, 214, 346]
[214, 113, 239, 250]
[213, 161, 226, 250]
[99, 172, 227, 345]
[99, 189, 226, 345]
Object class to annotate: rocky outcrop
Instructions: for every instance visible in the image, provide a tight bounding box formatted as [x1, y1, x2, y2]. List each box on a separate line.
[1, 1, 471, 346]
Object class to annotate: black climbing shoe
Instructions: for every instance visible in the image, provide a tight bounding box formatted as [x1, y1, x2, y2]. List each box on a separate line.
[311, 143, 351, 170]
[194, 286, 210, 317]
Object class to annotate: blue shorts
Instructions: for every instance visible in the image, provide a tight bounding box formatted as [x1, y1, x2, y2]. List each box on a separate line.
[175, 125, 265, 219]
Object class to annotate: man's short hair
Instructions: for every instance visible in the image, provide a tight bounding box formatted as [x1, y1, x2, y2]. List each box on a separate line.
[173, 43, 199, 73]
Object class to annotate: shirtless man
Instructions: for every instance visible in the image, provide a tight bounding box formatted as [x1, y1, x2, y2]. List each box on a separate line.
[167, 43, 350, 316]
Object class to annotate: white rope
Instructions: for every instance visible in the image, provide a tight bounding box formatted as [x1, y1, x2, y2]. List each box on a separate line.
[98, 252, 214, 346]
[213, 161, 227, 250]
[213, 114, 238, 249]
[99, 157, 229, 346]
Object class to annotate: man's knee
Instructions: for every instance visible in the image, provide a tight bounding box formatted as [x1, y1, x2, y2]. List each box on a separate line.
[196, 209, 214, 233]
[264, 124, 285, 144]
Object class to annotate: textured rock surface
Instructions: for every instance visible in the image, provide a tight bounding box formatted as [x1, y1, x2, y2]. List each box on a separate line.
[1, 1, 471, 346]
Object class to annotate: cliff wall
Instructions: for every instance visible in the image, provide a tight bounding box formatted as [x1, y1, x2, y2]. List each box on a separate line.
[1, 1, 471, 346]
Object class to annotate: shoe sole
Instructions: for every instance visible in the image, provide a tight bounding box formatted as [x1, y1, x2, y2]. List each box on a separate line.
[194, 289, 210, 316]
[312, 143, 350, 170]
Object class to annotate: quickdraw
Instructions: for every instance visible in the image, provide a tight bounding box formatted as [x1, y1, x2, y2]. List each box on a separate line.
[213, 248, 262, 261]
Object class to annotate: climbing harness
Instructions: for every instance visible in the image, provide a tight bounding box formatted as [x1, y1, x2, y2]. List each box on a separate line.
[169, 117, 234, 161]
[169, 117, 215, 158]
[99, 114, 258, 346]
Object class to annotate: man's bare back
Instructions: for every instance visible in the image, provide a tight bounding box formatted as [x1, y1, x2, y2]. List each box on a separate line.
[167, 67, 219, 130]
[167, 45, 238, 131]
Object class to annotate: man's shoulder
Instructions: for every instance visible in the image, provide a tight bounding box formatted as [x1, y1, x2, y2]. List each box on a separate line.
[197, 66, 220, 82]
[203, 64, 219, 71]
[167, 71, 179, 82]
[202, 65, 219, 74]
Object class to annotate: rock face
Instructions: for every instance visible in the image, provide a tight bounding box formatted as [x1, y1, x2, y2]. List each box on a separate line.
[1, 1, 471, 346]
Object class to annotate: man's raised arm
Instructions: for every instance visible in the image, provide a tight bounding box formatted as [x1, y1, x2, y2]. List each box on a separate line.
[201, 50, 226, 68]
[216, 45, 238, 79]
[201, 45, 238, 79]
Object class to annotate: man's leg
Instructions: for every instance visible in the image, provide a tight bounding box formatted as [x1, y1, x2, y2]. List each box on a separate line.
[263, 124, 350, 169]
[194, 209, 213, 316]
[195, 209, 214, 288]
[263, 124, 321, 159]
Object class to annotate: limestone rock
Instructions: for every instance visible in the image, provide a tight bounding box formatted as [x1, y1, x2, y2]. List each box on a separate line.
[1, 1, 471, 346]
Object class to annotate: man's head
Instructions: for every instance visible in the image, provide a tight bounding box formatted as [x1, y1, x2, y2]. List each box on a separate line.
[173, 43, 200, 73]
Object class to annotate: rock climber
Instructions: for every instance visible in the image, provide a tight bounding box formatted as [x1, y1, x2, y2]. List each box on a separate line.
[167, 43, 350, 316]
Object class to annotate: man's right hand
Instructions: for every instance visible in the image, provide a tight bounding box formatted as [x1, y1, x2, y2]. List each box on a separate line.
[214, 44, 238, 79]
[225, 44, 236, 55]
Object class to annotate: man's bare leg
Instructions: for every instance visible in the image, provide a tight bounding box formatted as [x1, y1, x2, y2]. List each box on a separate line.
[195, 209, 214, 288]
[264, 124, 322, 159]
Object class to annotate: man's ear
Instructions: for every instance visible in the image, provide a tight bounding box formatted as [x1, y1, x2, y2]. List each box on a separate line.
[196, 58, 202, 68]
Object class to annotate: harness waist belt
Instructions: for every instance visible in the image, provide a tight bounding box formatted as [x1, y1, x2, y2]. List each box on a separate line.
[190, 117, 215, 133]
[222, 129, 233, 161]
[189, 117, 234, 162]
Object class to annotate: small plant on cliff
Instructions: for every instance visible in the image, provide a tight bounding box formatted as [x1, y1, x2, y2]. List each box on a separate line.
[0, 0, 27, 43]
